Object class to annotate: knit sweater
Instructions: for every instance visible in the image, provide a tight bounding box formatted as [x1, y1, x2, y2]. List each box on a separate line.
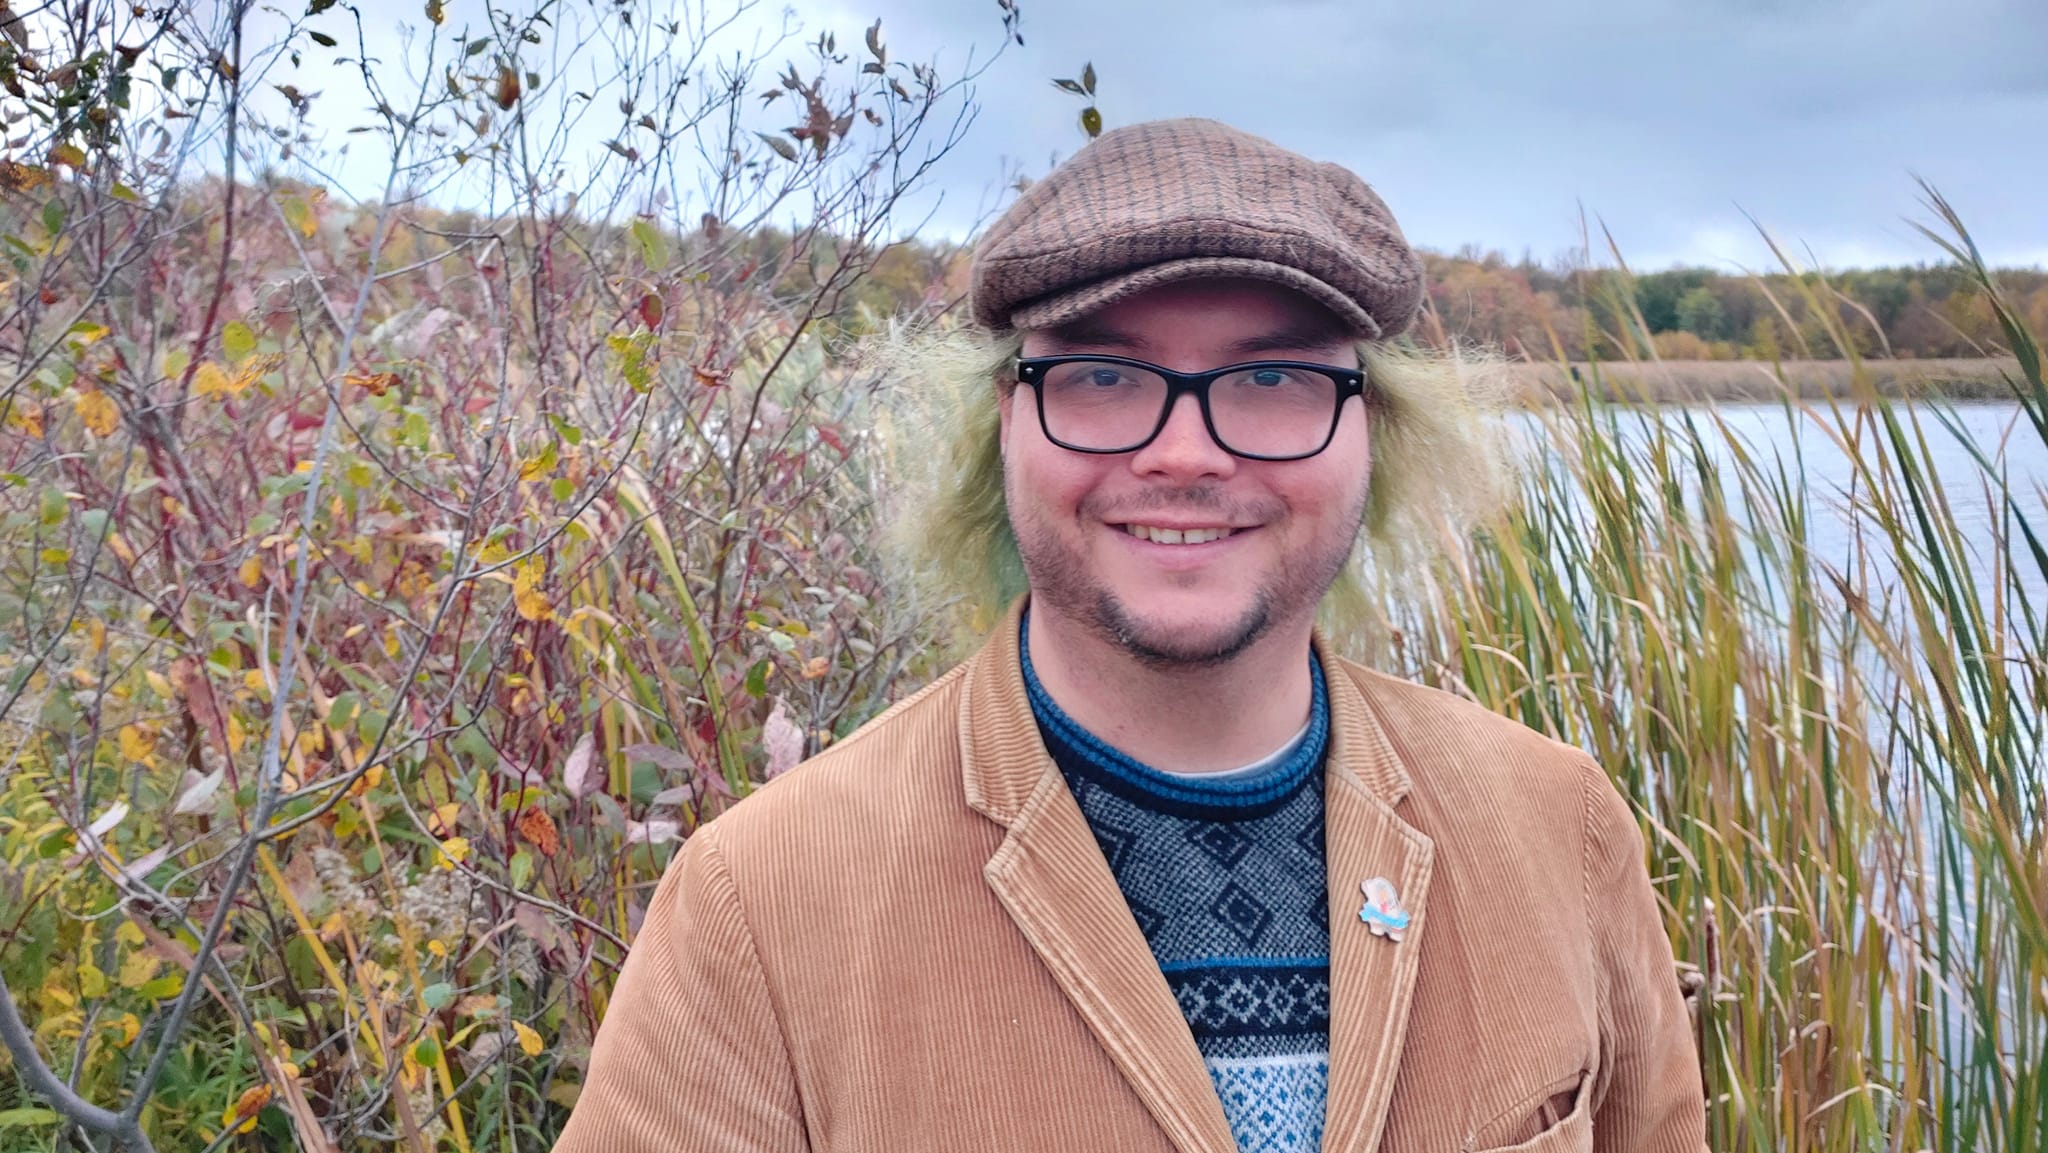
[1021, 626, 1332, 1153]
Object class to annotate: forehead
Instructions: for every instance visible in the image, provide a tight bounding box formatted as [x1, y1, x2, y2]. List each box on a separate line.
[1020, 278, 1360, 364]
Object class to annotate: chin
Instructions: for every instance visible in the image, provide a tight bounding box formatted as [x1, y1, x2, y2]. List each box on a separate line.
[1095, 590, 1272, 669]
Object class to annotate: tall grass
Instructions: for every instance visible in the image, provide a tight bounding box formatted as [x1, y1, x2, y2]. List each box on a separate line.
[1379, 193, 2047, 1150]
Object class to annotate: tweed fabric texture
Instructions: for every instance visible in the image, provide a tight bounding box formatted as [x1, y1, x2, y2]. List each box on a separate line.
[1021, 627, 1332, 1152]
[551, 598, 1709, 1153]
[970, 118, 1427, 338]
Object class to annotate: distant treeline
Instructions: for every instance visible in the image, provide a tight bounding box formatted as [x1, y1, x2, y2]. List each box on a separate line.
[270, 200, 2048, 362]
[1419, 249, 2048, 362]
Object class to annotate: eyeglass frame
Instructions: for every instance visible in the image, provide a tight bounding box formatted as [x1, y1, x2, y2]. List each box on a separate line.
[1011, 354, 1370, 462]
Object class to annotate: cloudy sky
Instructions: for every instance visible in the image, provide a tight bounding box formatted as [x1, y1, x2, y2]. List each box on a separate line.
[821, 0, 2048, 269]
[262, 0, 2047, 271]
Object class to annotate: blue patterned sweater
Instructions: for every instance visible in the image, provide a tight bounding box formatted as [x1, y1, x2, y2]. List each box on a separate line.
[1021, 625, 1332, 1153]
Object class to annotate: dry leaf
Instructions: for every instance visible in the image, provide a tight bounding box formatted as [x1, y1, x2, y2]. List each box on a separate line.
[172, 768, 224, 815]
[516, 805, 560, 858]
[763, 697, 804, 778]
[561, 731, 601, 799]
[343, 371, 400, 396]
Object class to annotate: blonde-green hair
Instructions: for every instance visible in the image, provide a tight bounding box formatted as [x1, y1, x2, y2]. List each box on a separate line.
[862, 322, 1516, 657]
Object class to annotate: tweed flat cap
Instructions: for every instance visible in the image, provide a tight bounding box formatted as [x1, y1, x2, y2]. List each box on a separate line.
[970, 118, 1425, 339]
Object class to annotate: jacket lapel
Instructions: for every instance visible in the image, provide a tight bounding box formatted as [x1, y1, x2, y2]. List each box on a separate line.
[1316, 645, 1435, 1153]
[963, 603, 1239, 1153]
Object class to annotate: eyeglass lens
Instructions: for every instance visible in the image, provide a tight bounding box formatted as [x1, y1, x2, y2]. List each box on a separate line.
[1035, 360, 1340, 458]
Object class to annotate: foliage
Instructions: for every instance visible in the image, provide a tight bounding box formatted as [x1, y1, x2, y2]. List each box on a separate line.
[0, 1, 2042, 1150]
[1419, 244, 2048, 364]
[0, 0, 997, 1148]
[1376, 190, 2048, 1150]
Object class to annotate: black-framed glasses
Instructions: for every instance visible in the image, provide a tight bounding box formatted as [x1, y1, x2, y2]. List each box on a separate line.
[1013, 355, 1367, 462]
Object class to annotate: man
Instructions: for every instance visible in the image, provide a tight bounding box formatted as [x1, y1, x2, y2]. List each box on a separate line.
[554, 118, 1706, 1153]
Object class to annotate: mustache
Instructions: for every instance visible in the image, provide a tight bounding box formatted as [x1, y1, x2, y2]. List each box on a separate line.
[1079, 486, 1284, 524]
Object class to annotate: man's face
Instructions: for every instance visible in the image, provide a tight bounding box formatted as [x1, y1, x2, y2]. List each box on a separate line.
[1001, 278, 1373, 668]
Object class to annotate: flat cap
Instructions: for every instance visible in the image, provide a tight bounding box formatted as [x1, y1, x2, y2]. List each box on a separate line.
[970, 118, 1425, 339]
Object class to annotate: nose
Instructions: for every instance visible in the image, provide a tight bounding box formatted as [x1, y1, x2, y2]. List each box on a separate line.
[1128, 393, 1236, 480]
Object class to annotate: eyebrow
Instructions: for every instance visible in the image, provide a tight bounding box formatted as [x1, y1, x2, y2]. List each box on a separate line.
[1042, 319, 1151, 353]
[1222, 322, 1358, 357]
[1040, 317, 1358, 357]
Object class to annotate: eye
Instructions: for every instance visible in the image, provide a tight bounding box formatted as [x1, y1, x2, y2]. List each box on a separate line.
[1088, 368, 1125, 387]
[1248, 368, 1293, 387]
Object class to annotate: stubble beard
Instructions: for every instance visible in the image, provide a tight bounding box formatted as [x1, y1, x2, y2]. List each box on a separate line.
[1008, 482, 1368, 671]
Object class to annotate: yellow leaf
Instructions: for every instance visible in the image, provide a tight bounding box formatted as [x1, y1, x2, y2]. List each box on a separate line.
[118, 950, 163, 989]
[118, 723, 155, 763]
[227, 713, 246, 755]
[109, 1012, 141, 1047]
[78, 962, 108, 998]
[436, 836, 470, 869]
[192, 361, 233, 398]
[49, 142, 86, 169]
[4, 399, 44, 437]
[222, 1084, 270, 1133]
[513, 1020, 543, 1057]
[75, 388, 118, 435]
[239, 555, 263, 587]
[145, 670, 175, 700]
[116, 921, 144, 947]
[513, 559, 552, 622]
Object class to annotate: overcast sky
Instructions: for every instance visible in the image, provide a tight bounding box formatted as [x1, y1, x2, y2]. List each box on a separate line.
[265, 0, 2047, 272]
[783, 0, 2048, 271]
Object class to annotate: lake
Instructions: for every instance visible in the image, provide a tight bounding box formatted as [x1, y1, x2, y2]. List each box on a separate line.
[1521, 401, 2048, 628]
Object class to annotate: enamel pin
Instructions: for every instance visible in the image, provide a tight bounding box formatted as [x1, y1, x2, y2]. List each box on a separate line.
[1359, 877, 1410, 942]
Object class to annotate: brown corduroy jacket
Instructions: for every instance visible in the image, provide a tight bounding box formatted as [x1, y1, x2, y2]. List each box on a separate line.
[553, 604, 1707, 1153]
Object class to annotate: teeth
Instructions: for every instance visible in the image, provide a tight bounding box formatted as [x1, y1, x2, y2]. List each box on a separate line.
[1123, 524, 1235, 545]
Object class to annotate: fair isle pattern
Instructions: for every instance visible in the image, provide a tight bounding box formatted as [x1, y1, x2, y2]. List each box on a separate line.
[1021, 623, 1332, 1153]
[1209, 1055, 1333, 1153]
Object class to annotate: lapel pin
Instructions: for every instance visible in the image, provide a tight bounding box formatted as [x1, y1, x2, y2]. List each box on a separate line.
[1359, 877, 1409, 942]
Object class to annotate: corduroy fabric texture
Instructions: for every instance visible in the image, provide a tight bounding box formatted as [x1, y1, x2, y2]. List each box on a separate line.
[1023, 626, 1333, 1153]
[969, 118, 1427, 339]
[551, 598, 1708, 1153]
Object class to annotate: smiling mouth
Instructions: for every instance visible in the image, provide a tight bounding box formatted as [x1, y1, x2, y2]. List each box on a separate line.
[1119, 523, 1241, 545]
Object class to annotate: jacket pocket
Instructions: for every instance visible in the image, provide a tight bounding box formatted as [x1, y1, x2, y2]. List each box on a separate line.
[1467, 1069, 1593, 1153]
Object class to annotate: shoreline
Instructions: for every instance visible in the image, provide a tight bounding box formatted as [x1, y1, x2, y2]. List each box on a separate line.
[1506, 357, 2025, 404]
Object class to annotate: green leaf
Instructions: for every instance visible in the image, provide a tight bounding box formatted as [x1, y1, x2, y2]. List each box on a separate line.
[551, 477, 575, 502]
[1080, 106, 1102, 138]
[412, 1036, 442, 1067]
[629, 219, 668, 272]
[326, 692, 360, 730]
[0, 1109, 60, 1128]
[308, 30, 337, 47]
[1081, 62, 1096, 95]
[744, 658, 770, 698]
[510, 849, 534, 891]
[41, 199, 63, 236]
[422, 982, 454, 1010]
[137, 973, 185, 1001]
[221, 320, 257, 364]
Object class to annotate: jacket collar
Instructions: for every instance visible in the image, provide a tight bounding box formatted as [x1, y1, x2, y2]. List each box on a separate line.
[963, 598, 1435, 1153]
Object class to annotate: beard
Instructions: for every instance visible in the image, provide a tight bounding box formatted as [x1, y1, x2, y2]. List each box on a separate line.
[1007, 480, 1367, 670]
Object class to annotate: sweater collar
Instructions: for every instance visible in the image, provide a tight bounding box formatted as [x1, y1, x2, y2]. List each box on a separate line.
[1018, 611, 1328, 819]
[961, 596, 1414, 830]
